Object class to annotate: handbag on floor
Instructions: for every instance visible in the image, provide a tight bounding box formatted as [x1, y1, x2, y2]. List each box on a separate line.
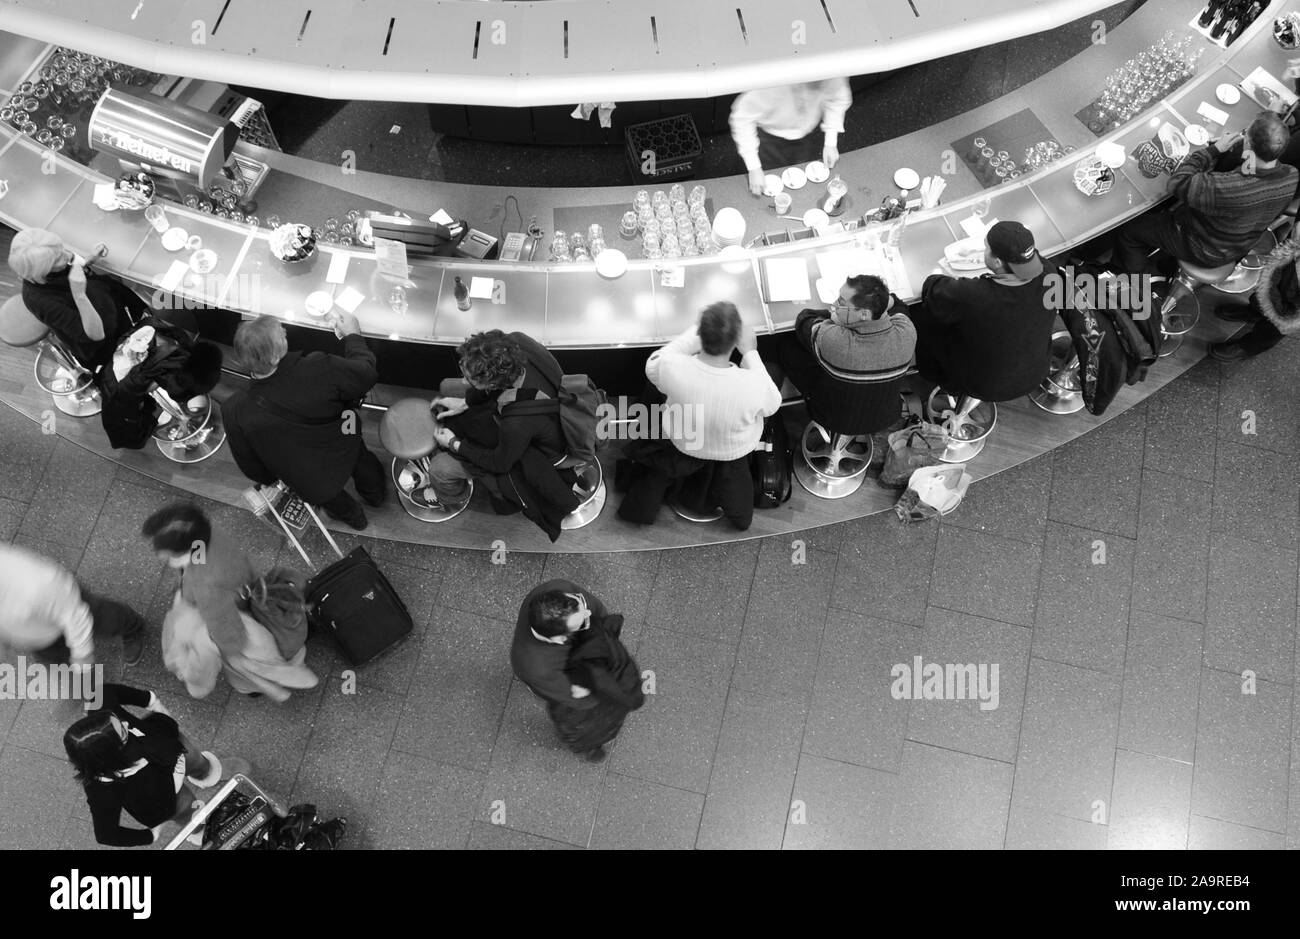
[894, 464, 973, 523]
[878, 417, 947, 488]
[750, 413, 793, 508]
[262, 493, 414, 667]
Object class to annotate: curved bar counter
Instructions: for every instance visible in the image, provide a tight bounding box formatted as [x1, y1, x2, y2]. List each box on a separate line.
[0, 0, 1287, 553]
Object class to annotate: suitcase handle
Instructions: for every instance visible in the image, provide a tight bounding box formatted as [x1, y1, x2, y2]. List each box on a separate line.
[258, 484, 346, 570]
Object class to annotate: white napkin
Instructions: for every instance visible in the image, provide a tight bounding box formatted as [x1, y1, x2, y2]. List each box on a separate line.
[325, 252, 349, 284]
[335, 286, 365, 313]
[159, 260, 189, 292]
[469, 276, 495, 299]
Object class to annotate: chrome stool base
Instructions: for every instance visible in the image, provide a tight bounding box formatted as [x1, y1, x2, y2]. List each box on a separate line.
[1031, 331, 1085, 414]
[391, 457, 472, 523]
[669, 501, 725, 523]
[52, 385, 103, 418]
[561, 459, 606, 530]
[794, 458, 868, 499]
[926, 390, 997, 464]
[795, 422, 873, 499]
[155, 407, 226, 464]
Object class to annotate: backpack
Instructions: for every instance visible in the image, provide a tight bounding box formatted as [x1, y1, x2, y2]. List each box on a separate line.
[750, 413, 793, 508]
[501, 374, 605, 464]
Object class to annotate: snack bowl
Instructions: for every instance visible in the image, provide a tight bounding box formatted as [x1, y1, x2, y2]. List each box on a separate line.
[1072, 159, 1115, 197]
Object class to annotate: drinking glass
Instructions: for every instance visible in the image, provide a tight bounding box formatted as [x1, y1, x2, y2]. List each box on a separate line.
[388, 286, 408, 314]
[637, 205, 654, 229]
[634, 190, 650, 211]
[643, 218, 661, 238]
[668, 183, 686, 203]
[652, 190, 668, 208]
[324, 217, 339, 233]
[619, 211, 639, 239]
[184, 194, 200, 209]
[655, 203, 672, 221]
[587, 223, 603, 243]
[569, 232, 586, 250]
[689, 185, 706, 207]
[589, 237, 606, 256]
[345, 208, 361, 223]
[682, 243, 699, 257]
[266, 214, 282, 229]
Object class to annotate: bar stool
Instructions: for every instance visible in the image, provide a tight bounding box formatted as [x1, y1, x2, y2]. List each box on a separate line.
[1, 296, 103, 417]
[557, 453, 606, 530]
[926, 388, 997, 463]
[149, 385, 226, 463]
[381, 397, 472, 523]
[1029, 331, 1085, 415]
[669, 498, 725, 523]
[1155, 258, 1237, 357]
[795, 424, 873, 499]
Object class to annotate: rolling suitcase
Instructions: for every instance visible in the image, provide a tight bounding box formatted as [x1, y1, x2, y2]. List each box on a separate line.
[259, 487, 414, 667]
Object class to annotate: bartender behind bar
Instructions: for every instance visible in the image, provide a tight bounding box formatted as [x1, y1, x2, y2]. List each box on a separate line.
[730, 78, 853, 196]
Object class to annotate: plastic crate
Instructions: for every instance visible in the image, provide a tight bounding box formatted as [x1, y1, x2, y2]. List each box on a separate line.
[625, 114, 702, 184]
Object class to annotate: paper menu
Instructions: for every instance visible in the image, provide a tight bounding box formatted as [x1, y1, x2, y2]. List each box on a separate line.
[1241, 67, 1298, 111]
[469, 276, 495, 299]
[1196, 101, 1229, 126]
[158, 260, 189, 292]
[325, 251, 350, 284]
[814, 248, 876, 287]
[959, 215, 997, 240]
[764, 258, 811, 302]
[335, 286, 365, 313]
[373, 237, 409, 278]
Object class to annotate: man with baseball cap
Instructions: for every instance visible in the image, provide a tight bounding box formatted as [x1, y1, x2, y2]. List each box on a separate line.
[908, 220, 1058, 402]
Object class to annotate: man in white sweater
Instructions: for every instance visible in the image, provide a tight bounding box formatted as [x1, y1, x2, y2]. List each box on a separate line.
[0, 543, 147, 667]
[618, 302, 781, 530]
[730, 79, 853, 196]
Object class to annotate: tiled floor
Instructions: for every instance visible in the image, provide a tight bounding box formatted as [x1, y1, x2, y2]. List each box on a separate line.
[3, 338, 1299, 850]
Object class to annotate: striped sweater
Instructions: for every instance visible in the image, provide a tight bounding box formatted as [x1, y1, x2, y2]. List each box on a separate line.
[1169, 144, 1297, 265]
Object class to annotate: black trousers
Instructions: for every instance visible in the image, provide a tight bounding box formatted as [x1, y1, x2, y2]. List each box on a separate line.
[617, 437, 755, 531]
[34, 587, 145, 664]
[1222, 294, 1286, 354]
[757, 127, 822, 172]
[775, 334, 823, 399]
[1114, 210, 1201, 275]
[319, 445, 386, 523]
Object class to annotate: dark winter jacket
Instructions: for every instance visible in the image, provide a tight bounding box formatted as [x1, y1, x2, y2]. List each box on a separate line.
[99, 319, 223, 450]
[564, 615, 644, 712]
[221, 335, 378, 504]
[1059, 303, 1127, 416]
[511, 579, 608, 708]
[1255, 237, 1300, 336]
[22, 268, 146, 369]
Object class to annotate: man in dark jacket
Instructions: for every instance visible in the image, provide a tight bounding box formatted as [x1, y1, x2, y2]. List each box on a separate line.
[513, 579, 620, 762]
[1115, 114, 1298, 274]
[430, 330, 580, 539]
[221, 313, 385, 530]
[908, 220, 1058, 402]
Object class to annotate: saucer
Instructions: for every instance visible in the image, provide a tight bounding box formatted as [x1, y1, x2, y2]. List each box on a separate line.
[595, 248, 628, 278]
[305, 290, 334, 317]
[781, 166, 807, 190]
[894, 167, 921, 191]
[804, 161, 830, 183]
[802, 208, 830, 229]
[161, 228, 188, 251]
[763, 174, 784, 196]
[1216, 83, 1241, 105]
[189, 249, 217, 274]
[1185, 124, 1210, 146]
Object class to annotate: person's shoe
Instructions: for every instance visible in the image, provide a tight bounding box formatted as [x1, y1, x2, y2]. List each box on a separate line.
[584, 746, 607, 763]
[121, 630, 146, 667]
[1210, 340, 1253, 362]
[325, 507, 369, 531]
[359, 489, 387, 509]
[1213, 303, 1259, 323]
[187, 752, 222, 788]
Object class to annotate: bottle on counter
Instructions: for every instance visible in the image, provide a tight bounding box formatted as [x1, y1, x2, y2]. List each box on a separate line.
[822, 176, 849, 215]
[454, 275, 471, 312]
[1197, 0, 1221, 30]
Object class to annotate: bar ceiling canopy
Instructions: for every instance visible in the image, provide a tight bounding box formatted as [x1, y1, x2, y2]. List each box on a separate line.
[0, 0, 1120, 106]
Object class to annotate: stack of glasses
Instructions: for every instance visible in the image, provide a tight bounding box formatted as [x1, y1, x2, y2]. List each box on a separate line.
[1089, 30, 1203, 133]
[624, 185, 715, 260]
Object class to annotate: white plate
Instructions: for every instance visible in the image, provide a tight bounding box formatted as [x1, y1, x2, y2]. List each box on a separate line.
[763, 174, 784, 196]
[781, 166, 807, 190]
[189, 249, 217, 274]
[594, 248, 628, 278]
[802, 208, 830, 229]
[894, 167, 921, 191]
[805, 161, 829, 183]
[1185, 124, 1210, 146]
[1216, 83, 1241, 105]
[305, 290, 334, 317]
[161, 228, 188, 252]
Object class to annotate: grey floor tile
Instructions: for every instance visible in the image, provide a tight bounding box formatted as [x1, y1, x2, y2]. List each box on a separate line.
[905, 608, 1030, 763]
[1203, 533, 1296, 683]
[1216, 340, 1300, 456]
[1003, 802, 1108, 849]
[789, 522, 845, 557]
[478, 681, 607, 846]
[1188, 814, 1287, 850]
[1106, 749, 1192, 850]
[784, 754, 898, 850]
[1130, 469, 1212, 624]
[1012, 657, 1121, 822]
[11, 533, 84, 578]
[1033, 522, 1133, 674]
[372, 751, 485, 850]
[366, 535, 447, 575]
[831, 513, 937, 626]
[0, 403, 56, 503]
[390, 607, 514, 773]
[804, 613, 918, 772]
[1144, 359, 1219, 483]
[696, 690, 806, 850]
[1292, 689, 1300, 851]
[6, 696, 89, 761]
[0, 745, 79, 850]
[888, 741, 1014, 849]
[929, 525, 1042, 628]
[729, 538, 835, 702]
[1118, 610, 1203, 763]
[589, 773, 704, 850]
[1211, 440, 1299, 551]
[211, 684, 323, 796]
[1049, 407, 1145, 539]
[17, 438, 116, 550]
[0, 496, 26, 542]
[295, 683, 403, 797]
[466, 820, 580, 850]
[1190, 668, 1291, 833]
[435, 548, 549, 623]
[940, 454, 1052, 545]
[610, 627, 733, 793]
[646, 540, 760, 646]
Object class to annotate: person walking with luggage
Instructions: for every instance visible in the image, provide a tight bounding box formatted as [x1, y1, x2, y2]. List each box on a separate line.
[513, 580, 642, 762]
[64, 682, 230, 847]
[143, 503, 317, 702]
[222, 313, 386, 532]
[0, 542, 147, 667]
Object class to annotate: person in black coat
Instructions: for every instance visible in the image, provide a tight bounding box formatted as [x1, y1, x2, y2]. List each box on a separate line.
[430, 330, 580, 540]
[63, 683, 224, 847]
[221, 313, 386, 530]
